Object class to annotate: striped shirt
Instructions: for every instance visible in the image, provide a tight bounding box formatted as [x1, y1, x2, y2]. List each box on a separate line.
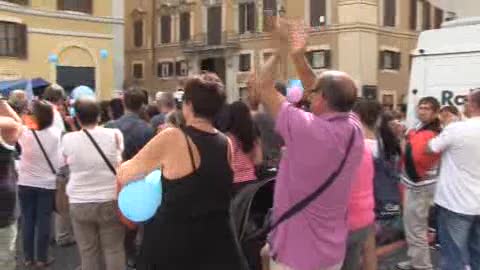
[228, 134, 257, 183]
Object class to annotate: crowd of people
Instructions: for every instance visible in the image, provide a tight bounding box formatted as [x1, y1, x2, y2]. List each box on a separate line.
[0, 18, 479, 270]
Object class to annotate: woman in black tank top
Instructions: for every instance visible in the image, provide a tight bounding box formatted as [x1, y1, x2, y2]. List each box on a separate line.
[117, 73, 246, 270]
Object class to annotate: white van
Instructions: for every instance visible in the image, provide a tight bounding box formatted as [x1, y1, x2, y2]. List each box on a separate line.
[406, 17, 480, 127]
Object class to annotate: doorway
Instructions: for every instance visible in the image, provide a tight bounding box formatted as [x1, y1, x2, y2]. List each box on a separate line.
[201, 57, 226, 84]
[56, 66, 95, 95]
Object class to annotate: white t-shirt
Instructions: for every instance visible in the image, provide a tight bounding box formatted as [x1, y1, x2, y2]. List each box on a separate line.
[62, 127, 123, 204]
[429, 117, 480, 215]
[18, 126, 64, 190]
[52, 108, 65, 132]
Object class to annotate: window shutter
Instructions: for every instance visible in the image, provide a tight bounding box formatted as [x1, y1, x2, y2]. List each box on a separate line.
[176, 62, 181, 77]
[17, 23, 27, 59]
[434, 8, 443, 29]
[239, 4, 246, 34]
[379, 51, 385, 69]
[324, 50, 331, 68]
[423, 1, 431, 29]
[247, 3, 256, 33]
[208, 6, 222, 45]
[263, 0, 277, 32]
[305, 52, 313, 66]
[134, 20, 143, 47]
[82, 0, 93, 14]
[168, 62, 174, 77]
[310, 0, 326, 27]
[180, 13, 191, 41]
[58, 0, 64, 10]
[161, 16, 172, 44]
[384, 0, 396, 27]
[157, 63, 162, 77]
[393, 52, 401, 70]
[133, 64, 143, 79]
[410, 0, 417, 30]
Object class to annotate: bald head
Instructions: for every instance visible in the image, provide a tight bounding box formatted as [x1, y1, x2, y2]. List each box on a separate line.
[8, 90, 28, 114]
[314, 71, 358, 113]
[156, 92, 175, 113]
[467, 89, 480, 116]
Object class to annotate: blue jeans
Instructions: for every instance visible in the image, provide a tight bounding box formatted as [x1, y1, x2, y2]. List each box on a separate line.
[18, 186, 55, 262]
[437, 205, 480, 270]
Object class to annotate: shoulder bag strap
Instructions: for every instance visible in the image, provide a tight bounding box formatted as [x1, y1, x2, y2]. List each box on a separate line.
[83, 129, 117, 175]
[31, 129, 56, 175]
[267, 127, 357, 233]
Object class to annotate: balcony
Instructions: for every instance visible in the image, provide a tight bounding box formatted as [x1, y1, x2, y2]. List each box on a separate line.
[182, 31, 240, 53]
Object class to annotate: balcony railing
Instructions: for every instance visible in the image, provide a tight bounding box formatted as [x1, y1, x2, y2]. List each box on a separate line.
[182, 31, 240, 53]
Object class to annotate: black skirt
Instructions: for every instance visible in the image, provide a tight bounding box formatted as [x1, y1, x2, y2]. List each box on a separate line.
[137, 211, 247, 270]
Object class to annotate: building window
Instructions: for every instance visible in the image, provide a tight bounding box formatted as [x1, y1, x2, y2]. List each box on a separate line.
[410, 0, 417, 30]
[239, 54, 251, 72]
[239, 2, 255, 34]
[239, 87, 249, 101]
[263, 52, 273, 62]
[207, 6, 222, 45]
[0, 22, 27, 58]
[176, 60, 188, 77]
[383, 0, 396, 27]
[161, 16, 172, 44]
[380, 50, 401, 70]
[180, 12, 191, 42]
[310, 0, 326, 27]
[157, 62, 174, 78]
[382, 93, 395, 110]
[4, 0, 29, 5]
[434, 7, 443, 29]
[134, 20, 143, 47]
[362, 85, 378, 100]
[422, 0, 431, 30]
[263, 0, 277, 32]
[58, 0, 92, 14]
[306, 50, 331, 69]
[133, 63, 144, 79]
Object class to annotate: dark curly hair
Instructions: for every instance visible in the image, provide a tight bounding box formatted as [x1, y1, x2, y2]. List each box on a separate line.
[379, 111, 402, 161]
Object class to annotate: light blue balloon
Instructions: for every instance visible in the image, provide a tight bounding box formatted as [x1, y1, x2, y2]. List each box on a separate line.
[48, 54, 58, 64]
[118, 170, 162, 223]
[288, 79, 304, 90]
[71, 85, 95, 100]
[100, 49, 109, 59]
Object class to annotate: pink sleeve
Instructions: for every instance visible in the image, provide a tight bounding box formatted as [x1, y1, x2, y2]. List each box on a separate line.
[275, 101, 316, 145]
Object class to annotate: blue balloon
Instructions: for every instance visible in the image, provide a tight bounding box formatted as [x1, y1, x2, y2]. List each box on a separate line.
[100, 49, 109, 59]
[71, 85, 95, 100]
[288, 79, 304, 90]
[118, 170, 162, 223]
[48, 54, 58, 64]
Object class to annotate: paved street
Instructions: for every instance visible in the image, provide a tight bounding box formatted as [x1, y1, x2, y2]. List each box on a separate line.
[15, 241, 439, 270]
